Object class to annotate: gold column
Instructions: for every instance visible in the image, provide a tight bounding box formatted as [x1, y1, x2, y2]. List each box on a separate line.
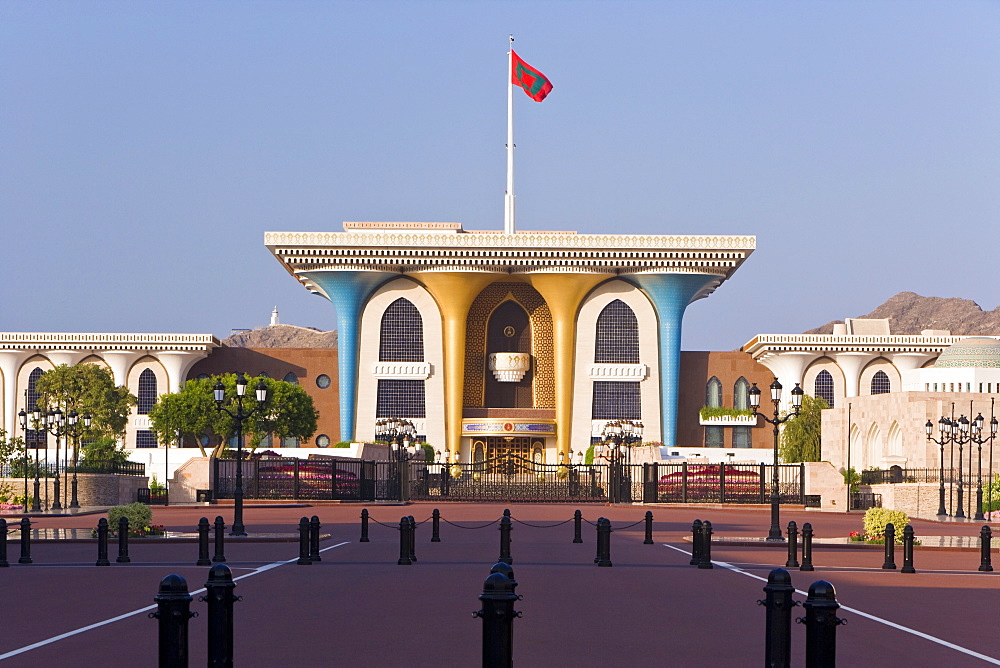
[527, 274, 607, 457]
[411, 272, 499, 461]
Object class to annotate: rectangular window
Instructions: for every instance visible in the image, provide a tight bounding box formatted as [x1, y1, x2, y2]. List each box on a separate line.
[376, 379, 426, 418]
[732, 426, 752, 448]
[704, 426, 724, 448]
[591, 381, 641, 420]
[136, 430, 157, 449]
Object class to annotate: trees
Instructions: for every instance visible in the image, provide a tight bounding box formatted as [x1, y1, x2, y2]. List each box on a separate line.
[33, 364, 136, 440]
[780, 394, 829, 462]
[149, 374, 319, 458]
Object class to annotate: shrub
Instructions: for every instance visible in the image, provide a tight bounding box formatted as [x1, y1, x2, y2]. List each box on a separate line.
[108, 502, 153, 530]
[862, 507, 909, 541]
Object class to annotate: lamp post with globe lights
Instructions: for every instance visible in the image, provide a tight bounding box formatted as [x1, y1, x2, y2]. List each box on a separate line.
[749, 379, 803, 541]
[969, 411, 997, 521]
[214, 374, 268, 536]
[926, 417, 952, 517]
[374, 417, 421, 501]
[596, 419, 643, 503]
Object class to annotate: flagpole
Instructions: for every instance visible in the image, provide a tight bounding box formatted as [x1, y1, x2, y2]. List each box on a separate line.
[505, 34, 515, 235]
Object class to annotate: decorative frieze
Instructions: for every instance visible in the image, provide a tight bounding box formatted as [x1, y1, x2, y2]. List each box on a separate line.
[372, 362, 432, 379]
[589, 363, 647, 381]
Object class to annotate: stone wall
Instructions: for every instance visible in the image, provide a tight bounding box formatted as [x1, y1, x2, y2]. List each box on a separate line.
[0, 474, 147, 507]
[803, 461, 847, 510]
[865, 482, 957, 521]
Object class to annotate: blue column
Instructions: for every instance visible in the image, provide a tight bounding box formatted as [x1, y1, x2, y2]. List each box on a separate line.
[628, 273, 719, 447]
[300, 270, 395, 442]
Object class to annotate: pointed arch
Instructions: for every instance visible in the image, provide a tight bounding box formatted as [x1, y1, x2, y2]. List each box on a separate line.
[379, 297, 424, 362]
[814, 370, 835, 408]
[137, 368, 157, 414]
[886, 421, 903, 458]
[594, 299, 639, 364]
[871, 370, 891, 395]
[706, 377, 722, 408]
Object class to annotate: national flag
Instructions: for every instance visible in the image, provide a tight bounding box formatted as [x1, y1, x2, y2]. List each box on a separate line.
[511, 50, 553, 102]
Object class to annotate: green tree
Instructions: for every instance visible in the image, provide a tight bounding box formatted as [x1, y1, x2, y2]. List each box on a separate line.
[34, 364, 136, 440]
[149, 374, 319, 458]
[779, 394, 829, 462]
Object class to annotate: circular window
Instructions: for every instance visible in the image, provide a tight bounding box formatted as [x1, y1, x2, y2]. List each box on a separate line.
[316, 374, 331, 389]
[316, 434, 331, 448]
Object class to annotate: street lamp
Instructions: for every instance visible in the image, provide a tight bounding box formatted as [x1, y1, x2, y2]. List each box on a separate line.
[926, 417, 951, 516]
[24, 407, 45, 511]
[749, 379, 803, 541]
[953, 415, 970, 519]
[969, 411, 998, 521]
[214, 374, 268, 536]
[36, 408, 91, 510]
[596, 419, 643, 503]
[374, 417, 420, 501]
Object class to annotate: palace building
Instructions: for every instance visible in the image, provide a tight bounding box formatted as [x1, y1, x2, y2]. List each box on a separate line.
[266, 222, 756, 463]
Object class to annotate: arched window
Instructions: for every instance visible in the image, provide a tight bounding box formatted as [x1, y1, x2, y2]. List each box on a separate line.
[594, 300, 639, 364]
[27, 367, 44, 411]
[379, 298, 423, 362]
[283, 372, 298, 384]
[815, 370, 835, 408]
[705, 377, 722, 408]
[137, 369, 157, 415]
[733, 377, 750, 411]
[871, 370, 890, 395]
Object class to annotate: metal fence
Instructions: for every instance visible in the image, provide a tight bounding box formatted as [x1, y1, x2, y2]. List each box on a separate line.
[0, 460, 145, 477]
[212, 457, 385, 501]
[860, 468, 950, 485]
[639, 462, 805, 505]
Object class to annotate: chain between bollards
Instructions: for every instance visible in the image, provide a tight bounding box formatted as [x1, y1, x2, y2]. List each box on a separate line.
[296, 517, 311, 565]
[152, 574, 195, 668]
[117, 516, 131, 563]
[96, 517, 110, 566]
[643, 511, 654, 544]
[800, 522, 814, 572]
[474, 570, 520, 668]
[498, 513, 513, 565]
[882, 523, 896, 570]
[213, 516, 227, 563]
[360, 508, 370, 542]
[785, 521, 799, 568]
[759, 567, 797, 668]
[19, 517, 31, 564]
[596, 517, 612, 567]
[799, 580, 844, 668]
[202, 563, 239, 668]
[698, 520, 713, 569]
[196, 517, 212, 566]
[398, 516, 412, 565]
[689, 519, 703, 565]
[573, 509, 583, 543]
[980, 525, 994, 572]
[431, 508, 441, 542]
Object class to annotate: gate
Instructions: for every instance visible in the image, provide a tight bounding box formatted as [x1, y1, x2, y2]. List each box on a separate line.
[408, 452, 610, 502]
[212, 457, 389, 501]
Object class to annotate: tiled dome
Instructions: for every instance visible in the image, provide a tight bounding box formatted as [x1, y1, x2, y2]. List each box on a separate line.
[933, 337, 1000, 368]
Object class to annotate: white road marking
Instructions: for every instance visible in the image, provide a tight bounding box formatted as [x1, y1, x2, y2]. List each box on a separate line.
[662, 543, 1000, 665]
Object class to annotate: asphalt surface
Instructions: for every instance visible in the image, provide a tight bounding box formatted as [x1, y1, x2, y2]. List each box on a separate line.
[1, 503, 998, 667]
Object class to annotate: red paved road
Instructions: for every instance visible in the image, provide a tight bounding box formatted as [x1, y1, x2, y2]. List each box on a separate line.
[2, 503, 998, 666]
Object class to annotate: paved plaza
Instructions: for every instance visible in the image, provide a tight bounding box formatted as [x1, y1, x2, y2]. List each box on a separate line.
[1, 503, 998, 666]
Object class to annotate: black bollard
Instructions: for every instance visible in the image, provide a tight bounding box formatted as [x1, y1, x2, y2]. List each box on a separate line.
[474, 571, 519, 668]
[18, 517, 31, 564]
[573, 509, 583, 544]
[153, 574, 194, 668]
[360, 508, 370, 543]
[901, 525, 915, 574]
[644, 511, 654, 545]
[690, 519, 703, 566]
[203, 563, 238, 668]
[397, 517, 412, 565]
[490, 562, 517, 592]
[96, 518, 110, 566]
[802, 580, 843, 668]
[503, 508, 511, 519]
[698, 520, 714, 569]
[117, 516, 131, 563]
[760, 568, 796, 668]
[499, 515, 513, 565]
[596, 517, 612, 567]
[213, 516, 227, 563]
[297, 517, 311, 565]
[408, 516, 417, 562]
[0, 519, 7, 568]
[196, 517, 211, 566]
[980, 525, 994, 572]
[785, 521, 799, 568]
[882, 523, 896, 570]
[431, 508, 441, 542]
[309, 515, 322, 562]
[800, 522, 815, 572]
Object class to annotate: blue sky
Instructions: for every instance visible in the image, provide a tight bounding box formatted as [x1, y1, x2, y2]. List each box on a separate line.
[3, 1, 998, 350]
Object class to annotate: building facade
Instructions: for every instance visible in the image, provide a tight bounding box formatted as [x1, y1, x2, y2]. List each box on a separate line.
[267, 222, 755, 462]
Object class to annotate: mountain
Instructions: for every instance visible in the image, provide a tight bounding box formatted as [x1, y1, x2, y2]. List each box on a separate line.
[805, 292, 1000, 335]
[222, 324, 338, 348]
